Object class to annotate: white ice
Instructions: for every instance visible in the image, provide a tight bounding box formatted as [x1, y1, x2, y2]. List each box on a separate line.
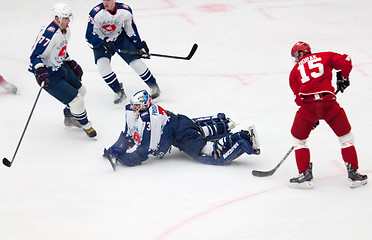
[1, 0, 371, 239]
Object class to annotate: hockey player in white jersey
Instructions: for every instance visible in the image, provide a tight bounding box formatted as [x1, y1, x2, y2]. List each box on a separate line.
[86, 0, 161, 104]
[103, 90, 260, 170]
[29, 3, 97, 138]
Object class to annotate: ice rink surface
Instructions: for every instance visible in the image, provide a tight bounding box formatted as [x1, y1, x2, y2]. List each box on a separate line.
[1, 0, 371, 239]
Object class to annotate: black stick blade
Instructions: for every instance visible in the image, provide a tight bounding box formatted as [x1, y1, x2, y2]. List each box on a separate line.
[185, 44, 198, 60]
[251, 169, 274, 177]
[3, 158, 12, 167]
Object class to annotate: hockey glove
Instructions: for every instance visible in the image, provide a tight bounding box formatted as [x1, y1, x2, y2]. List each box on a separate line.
[35, 67, 50, 88]
[136, 41, 150, 59]
[66, 60, 83, 79]
[313, 120, 319, 129]
[336, 71, 350, 93]
[103, 37, 116, 55]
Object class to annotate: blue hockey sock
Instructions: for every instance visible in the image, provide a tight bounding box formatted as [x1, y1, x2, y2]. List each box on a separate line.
[103, 72, 121, 93]
[71, 110, 89, 126]
[140, 68, 157, 87]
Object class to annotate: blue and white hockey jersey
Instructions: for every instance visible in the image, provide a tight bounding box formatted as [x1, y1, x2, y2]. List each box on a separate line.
[121, 102, 173, 164]
[85, 2, 142, 49]
[29, 21, 70, 74]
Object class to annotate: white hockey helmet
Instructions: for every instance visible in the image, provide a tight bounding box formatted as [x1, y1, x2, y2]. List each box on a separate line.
[130, 90, 151, 116]
[52, 3, 73, 21]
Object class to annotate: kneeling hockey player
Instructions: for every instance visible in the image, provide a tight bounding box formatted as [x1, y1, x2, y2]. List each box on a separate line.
[103, 90, 260, 170]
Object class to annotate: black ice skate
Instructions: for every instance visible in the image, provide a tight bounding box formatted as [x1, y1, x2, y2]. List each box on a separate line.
[114, 83, 127, 104]
[290, 163, 314, 189]
[150, 83, 161, 99]
[346, 163, 368, 188]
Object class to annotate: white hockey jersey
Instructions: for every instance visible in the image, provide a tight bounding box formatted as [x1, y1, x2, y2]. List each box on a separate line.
[86, 2, 142, 49]
[125, 103, 171, 154]
[29, 21, 70, 73]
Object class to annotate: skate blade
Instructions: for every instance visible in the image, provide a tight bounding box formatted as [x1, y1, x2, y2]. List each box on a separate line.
[289, 181, 314, 189]
[64, 125, 82, 129]
[349, 179, 368, 188]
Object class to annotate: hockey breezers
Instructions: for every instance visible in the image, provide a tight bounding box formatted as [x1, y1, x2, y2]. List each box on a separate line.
[3, 85, 44, 167]
[251, 146, 294, 177]
[118, 43, 198, 60]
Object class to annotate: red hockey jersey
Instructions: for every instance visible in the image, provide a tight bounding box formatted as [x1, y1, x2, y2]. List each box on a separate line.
[289, 51, 352, 104]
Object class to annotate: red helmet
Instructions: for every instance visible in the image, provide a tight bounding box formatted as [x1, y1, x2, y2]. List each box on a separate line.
[291, 41, 311, 57]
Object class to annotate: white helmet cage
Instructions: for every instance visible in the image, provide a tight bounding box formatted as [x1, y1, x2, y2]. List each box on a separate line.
[130, 90, 151, 114]
[52, 3, 73, 21]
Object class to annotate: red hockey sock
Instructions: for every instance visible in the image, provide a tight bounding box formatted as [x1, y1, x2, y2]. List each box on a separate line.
[341, 146, 359, 169]
[295, 148, 311, 173]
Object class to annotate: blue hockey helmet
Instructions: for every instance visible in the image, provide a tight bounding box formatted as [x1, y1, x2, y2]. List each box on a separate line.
[130, 90, 151, 116]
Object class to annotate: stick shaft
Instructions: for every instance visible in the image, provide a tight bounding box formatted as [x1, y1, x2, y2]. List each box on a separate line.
[118, 44, 198, 60]
[3, 86, 43, 167]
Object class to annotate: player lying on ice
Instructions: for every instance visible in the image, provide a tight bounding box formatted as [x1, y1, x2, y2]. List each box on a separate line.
[103, 90, 260, 170]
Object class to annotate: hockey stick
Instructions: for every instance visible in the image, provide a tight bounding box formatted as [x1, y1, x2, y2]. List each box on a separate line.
[252, 146, 294, 177]
[118, 43, 198, 60]
[3, 85, 43, 167]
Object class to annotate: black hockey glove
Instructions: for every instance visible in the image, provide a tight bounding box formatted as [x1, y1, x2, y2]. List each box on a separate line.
[336, 71, 350, 93]
[66, 60, 83, 79]
[103, 37, 116, 55]
[313, 120, 319, 129]
[35, 67, 50, 88]
[136, 41, 150, 59]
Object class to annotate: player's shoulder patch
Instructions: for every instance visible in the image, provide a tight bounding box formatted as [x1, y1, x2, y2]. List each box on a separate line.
[118, 3, 132, 12]
[93, 5, 102, 12]
[46, 26, 56, 33]
[43, 22, 59, 38]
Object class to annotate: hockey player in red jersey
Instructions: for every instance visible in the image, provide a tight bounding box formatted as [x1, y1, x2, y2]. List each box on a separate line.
[288, 41, 367, 188]
[0, 74, 17, 94]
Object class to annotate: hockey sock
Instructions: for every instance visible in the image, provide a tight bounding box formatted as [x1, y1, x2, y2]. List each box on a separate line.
[97, 57, 121, 93]
[69, 94, 89, 126]
[341, 146, 359, 169]
[338, 132, 359, 169]
[130, 59, 157, 87]
[294, 148, 311, 174]
[103, 72, 121, 93]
